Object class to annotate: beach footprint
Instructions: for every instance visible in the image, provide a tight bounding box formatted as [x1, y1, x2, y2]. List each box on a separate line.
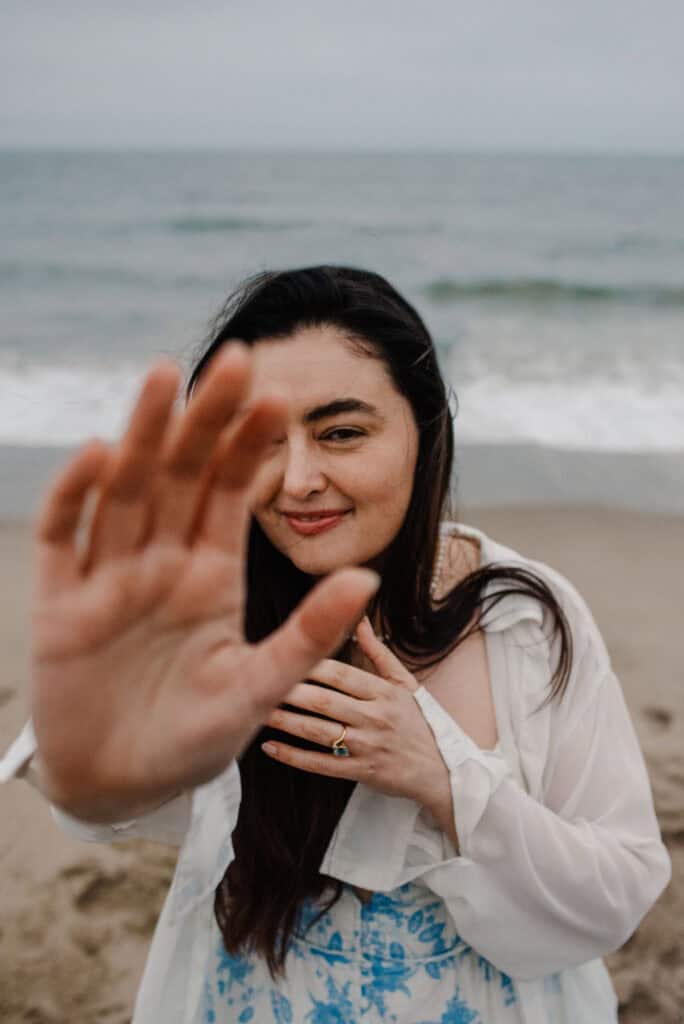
[59, 849, 176, 937]
[0, 686, 15, 709]
[650, 756, 684, 844]
[641, 705, 673, 729]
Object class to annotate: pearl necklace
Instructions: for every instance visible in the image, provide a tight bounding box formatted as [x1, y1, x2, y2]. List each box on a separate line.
[349, 531, 448, 644]
[429, 531, 447, 599]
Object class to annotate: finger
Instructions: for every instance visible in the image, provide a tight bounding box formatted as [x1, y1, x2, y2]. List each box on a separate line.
[151, 343, 254, 544]
[354, 616, 417, 687]
[243, 568, 381, 718]
[261, 740, 358, 781]
[84, 361, 182, 568]
[194, 393, 288, 555]
[264, 706, 350, 748]
[34, 439, 111, 591]
[302, 659, 381, 699]
[277, 680, 364, 725]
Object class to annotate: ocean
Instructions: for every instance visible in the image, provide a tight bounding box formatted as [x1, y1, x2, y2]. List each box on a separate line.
[1, 149, 683, 516]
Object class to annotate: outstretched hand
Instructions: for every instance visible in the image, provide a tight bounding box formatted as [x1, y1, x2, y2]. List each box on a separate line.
[30, 345, 379, 822]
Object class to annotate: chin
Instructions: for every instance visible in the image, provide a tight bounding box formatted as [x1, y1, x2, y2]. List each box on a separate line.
[291, 541, 388, 578]
[287, 549, 353, 577]
[258, 517, 386, 575]
[278, 535, 357, 575]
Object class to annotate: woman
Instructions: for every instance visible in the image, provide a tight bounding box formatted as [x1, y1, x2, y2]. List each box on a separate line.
[1, 266, 670, 1023]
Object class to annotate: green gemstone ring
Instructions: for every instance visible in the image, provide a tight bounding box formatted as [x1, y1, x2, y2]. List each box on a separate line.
[332, 725, 350, 757]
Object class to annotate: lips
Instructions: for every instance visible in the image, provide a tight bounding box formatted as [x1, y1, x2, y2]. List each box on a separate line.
[281, 510, 352, 536]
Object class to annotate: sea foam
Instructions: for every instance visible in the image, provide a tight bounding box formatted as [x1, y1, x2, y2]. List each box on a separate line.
[1, 363, 682, 453]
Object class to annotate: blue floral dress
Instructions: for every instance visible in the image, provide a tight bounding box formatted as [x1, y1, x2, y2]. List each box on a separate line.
[199, 878, 552, 1023]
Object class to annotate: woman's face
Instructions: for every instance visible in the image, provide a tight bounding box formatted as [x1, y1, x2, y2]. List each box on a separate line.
[248, 324, 419, 576]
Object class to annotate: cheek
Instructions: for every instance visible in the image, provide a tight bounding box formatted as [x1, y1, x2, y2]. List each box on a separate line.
[358, 442, 417, 508]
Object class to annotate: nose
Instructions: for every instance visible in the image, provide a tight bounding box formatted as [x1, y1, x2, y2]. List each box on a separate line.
[281, 439, 327, 499]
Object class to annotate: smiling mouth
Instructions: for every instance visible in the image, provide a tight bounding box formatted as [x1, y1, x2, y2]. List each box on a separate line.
[281, 511, 350, 520]
[281, 510, 352, 535]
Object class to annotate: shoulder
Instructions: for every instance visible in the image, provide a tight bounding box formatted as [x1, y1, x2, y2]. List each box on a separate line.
[449, 521, 607, 637]
[446, 521, 613, 709]
[443, 519, 596, 621]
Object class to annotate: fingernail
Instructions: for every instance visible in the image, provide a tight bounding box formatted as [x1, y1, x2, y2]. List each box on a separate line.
[357, 569, 381, 595]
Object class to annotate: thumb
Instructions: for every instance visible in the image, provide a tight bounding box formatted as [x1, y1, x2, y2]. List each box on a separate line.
[248, 568, 381, 712]
[355, 616, 418, 689]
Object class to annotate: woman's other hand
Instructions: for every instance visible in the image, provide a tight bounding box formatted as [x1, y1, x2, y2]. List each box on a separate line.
[30, 346, 379, 823]
[261, 617, 450, 808]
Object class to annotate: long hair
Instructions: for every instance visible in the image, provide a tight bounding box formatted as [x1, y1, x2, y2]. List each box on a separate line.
[184, 265, 572, 978]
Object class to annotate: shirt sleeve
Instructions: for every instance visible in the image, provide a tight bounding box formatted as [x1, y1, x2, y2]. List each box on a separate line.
[49, 791, 194, 846]
[408, 674, 671, 981]
[1, 718, 191, 847]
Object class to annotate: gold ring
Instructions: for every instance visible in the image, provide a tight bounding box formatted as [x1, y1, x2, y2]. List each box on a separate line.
[331, 724, 350, 757]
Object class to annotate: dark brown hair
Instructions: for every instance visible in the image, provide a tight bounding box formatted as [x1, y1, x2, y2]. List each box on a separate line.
[185, 265, 572, 979]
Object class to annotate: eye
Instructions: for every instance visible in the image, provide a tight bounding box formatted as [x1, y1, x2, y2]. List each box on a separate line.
[320, 428, 366, 442]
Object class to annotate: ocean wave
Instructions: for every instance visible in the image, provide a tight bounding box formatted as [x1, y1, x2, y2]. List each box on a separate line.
[354, 221, 443, 236]
[1, 363, 682, 452]
[425, 277, 684, 307]
[169, 214, 310, 233]
[546, 233, 684, 259]
[0, 261, 209, 290]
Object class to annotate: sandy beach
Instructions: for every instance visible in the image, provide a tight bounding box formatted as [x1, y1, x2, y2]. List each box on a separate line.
[1, 505, 682, 1023]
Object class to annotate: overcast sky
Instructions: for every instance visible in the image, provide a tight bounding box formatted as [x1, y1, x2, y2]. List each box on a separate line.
[1, 1, 683, 151]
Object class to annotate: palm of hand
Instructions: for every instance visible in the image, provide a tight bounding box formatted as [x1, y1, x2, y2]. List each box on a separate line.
[30, 348, 378, 822]
[33, 544, 244, 804]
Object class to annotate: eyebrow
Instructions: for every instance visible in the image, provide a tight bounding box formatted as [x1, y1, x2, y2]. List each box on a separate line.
[302, 398, 384, 424]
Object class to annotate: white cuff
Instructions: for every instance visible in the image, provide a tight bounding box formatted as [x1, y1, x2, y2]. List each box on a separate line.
[0, 719, 37, 783]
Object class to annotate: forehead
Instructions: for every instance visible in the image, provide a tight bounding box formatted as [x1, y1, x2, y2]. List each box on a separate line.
[249, 325, 396, 408]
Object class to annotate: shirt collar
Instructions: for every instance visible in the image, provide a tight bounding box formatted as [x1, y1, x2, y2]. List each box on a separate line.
[445, 521, 546, 633]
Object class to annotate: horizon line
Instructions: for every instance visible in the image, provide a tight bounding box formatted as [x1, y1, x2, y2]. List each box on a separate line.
[1, 143, 683, 159]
